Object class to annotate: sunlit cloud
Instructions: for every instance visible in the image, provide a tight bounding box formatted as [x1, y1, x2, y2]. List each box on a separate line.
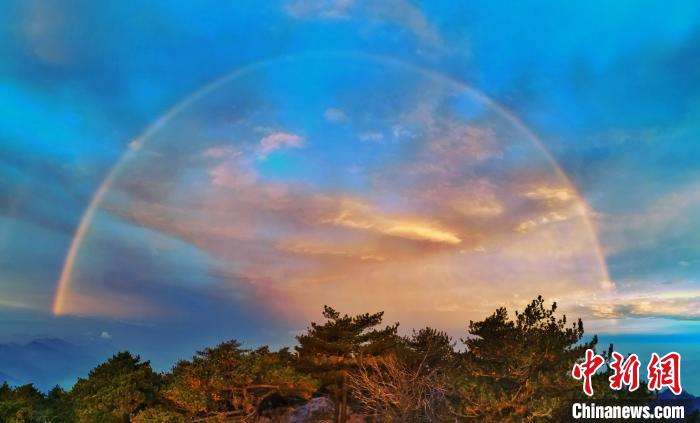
[515, 211, 569, 234]
[383, 223, 461, 244]
[580, 289, 700, 321]
[279, 240, 386, 261]
[322, 200, 461, 244]
[524, 186, 575, 202]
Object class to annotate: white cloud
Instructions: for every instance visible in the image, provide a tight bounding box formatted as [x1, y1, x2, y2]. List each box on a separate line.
[128, 140, 142, 151]
[259, 132, 305, 158]
[284, 0, 355, 20]
[324, 108, 348, 123]
[283, 0, 441, 47]
[580, 289, 700, 321]
[100, 331, 112, 339]
[20, 1, 74, 65]
[359, 132, 384, 142]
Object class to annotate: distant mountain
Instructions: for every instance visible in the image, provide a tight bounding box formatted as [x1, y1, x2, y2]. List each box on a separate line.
[0, 338, 115, 391]
[657, 390, 700, 417]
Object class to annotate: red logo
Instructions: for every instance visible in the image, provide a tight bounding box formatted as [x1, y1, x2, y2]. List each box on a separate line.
[647, 352, 682, 395]
[572, 349, 605, 396]
[608, 352, 640, 391]
[573, 350, 682, 396]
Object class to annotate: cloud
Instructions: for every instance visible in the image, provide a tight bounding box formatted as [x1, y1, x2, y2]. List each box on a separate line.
[515, 211, 569, 234]
[284, 0, 355, 20]
[279, 240, 386, 261]
[445, 180, 504, 218]
[100, 331, 112, 339]
[128, 140, 143, 151]
[259, 132, 305, 158]
[0, 298, 37, 311]
[324, 107, 348, 123]
[359, 132, 384, 142]
[524, 186, 575, 202]
[283, 0, 442, 47]
[427, 124, 502, 166]
[321, 199, 461, 244]
[202, 146, 239, 159]
[208, 160, 257, 189]
[369, 0, 442, 47]
[578, 288, 700, 321]
[384, 224, 461, 244]
[18, 1, 74, 65]
[598, 181, 700, 256]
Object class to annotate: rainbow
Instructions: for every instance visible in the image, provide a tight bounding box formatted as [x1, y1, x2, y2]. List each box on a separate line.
[52, 52, 613, 316]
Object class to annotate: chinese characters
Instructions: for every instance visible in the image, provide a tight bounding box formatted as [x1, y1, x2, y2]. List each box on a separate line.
[572, 349, 681, 396]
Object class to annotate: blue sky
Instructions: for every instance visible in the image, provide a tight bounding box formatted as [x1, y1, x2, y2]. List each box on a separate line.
[1, 0, 700, 392]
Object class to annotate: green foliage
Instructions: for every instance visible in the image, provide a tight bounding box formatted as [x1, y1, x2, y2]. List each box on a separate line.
[0, 383, 44, 423]
[132, 406, 187, 423]
[163, 340, 316, 420]
[43, 385, 75, 422]
[0, 296, 672, 422]
[0, 383, 74, 423]
[400, 327, 457, 373]
[453, 295, 596, 421]
[295, 305, 399, 422]
[70, 351, 161, 423]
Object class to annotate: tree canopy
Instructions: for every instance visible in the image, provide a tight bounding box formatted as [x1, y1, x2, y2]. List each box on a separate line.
[164, 341, 316, 421]
[71, 351, 161, 423]
[295, 305, 399, 422]
[0, 297, 661, 422]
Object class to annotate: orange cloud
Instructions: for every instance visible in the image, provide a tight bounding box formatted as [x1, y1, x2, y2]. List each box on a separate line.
[524, 185, 575, 202]
[322, 199, 461, 244]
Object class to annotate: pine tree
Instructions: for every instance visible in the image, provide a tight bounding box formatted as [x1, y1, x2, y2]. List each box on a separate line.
[70, 351, 161, 423]
[454, 296, 596, 421]
[43, 385, 75, 422]
[295, 305, 399, 422]
[163, 340, 316, 420]
[401, 327, 457, 373]
[0, 384, 44, 423]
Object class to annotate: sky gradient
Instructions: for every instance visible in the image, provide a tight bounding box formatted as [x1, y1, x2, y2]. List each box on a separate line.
[1, 0, 700, 392]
